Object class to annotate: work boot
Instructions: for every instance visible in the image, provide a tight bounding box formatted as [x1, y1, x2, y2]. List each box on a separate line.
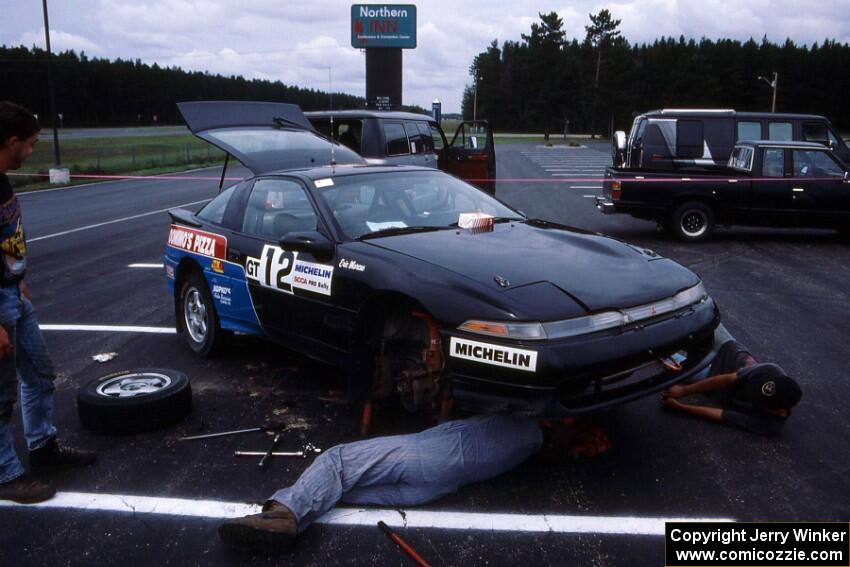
[29, 438, 97, 471]
[218, 500, 298, 552]
[0, 473, 56, 504]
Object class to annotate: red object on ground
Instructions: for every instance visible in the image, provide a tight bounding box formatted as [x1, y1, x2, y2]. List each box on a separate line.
[378, 521, 432, 567]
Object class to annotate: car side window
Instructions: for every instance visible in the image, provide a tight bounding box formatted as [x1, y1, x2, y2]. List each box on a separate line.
[404, 122, 424, 154]
[762, 148, 785, 177]
[768, 122, 793, 141]
[793, 150, 844, 178]
[416, 122, 435, 153]
[384, 122, 410, 156]
[241, 178, 318, 239]
[736, 121, 761, 142]
[676, 120, 703, 158]
[428, 124, 445, 151]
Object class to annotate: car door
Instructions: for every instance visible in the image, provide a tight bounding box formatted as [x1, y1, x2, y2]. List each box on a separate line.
[788, 149, 850, 226]
[381, 121, 416, 166]
[228, 177, 341, 356]
[748, 147, 796, 226]
[443, 120, 496, 194]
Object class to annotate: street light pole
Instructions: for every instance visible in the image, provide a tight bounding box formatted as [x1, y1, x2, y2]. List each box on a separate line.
[758, 72, 778, 113]
[41, 0, 61, 166]
[473, 73, 483, 121]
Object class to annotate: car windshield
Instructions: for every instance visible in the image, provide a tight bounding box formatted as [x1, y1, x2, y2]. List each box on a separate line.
[314, 170, 523, 239]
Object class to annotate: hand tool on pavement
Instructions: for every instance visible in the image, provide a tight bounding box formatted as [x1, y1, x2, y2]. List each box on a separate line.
[234, 443, 322, 459]
[178, 422, 288, 441]
[258, 432, 283, 468]
[378, 521, 432, 567]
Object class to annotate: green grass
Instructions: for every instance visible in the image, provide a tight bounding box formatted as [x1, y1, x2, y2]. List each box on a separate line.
[12, 134, 225, 191]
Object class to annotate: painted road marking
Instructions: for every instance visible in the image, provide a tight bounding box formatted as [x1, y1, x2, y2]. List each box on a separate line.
[40, 324, 176, 334]
[0, 491, 733, 535]
[129, 263, 164, 268]
[571, 186, 603, 189]
[28, 199, 211, 242]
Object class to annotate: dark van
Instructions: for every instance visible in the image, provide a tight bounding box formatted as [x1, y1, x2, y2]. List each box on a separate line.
[612, 109, 850, 170]
[306, 110, 496, 194]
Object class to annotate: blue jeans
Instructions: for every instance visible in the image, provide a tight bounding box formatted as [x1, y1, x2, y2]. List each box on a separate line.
[271, 414, 542, 531]
[0, 285, 57, 484]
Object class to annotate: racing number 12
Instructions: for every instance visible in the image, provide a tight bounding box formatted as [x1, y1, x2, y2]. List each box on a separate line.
[263, 246, 294, 293]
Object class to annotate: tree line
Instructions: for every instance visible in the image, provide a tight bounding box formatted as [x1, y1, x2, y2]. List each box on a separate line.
[461, 11, 850, 135]
[0, 46, 366, 127]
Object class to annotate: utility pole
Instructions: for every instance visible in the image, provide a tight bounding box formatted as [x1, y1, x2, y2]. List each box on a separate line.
[759, 72, 778, 112]
[473, 72, 483, 121]
[42, 0, 61, 167]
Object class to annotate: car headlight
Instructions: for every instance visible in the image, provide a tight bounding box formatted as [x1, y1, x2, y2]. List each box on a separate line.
[544, 282, 708, 339]
[458, 320, 547, 340]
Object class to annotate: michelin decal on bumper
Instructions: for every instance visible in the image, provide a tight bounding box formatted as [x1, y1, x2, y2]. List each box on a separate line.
[449, 337, 537, 372]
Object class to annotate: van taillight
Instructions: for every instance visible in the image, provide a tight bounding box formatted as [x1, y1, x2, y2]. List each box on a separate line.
[612, 180, 621, 201]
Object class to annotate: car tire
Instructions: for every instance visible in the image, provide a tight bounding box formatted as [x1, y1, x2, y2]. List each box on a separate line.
[178, 270, 224, 356]
[670, 202, 715, 242]
[77, 369, 192, 434]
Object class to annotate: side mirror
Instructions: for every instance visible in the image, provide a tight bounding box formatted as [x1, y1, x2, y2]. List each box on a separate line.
[279, 231, 335, 262]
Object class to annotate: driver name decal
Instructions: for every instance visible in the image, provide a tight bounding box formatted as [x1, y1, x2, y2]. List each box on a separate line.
[167, 225, 226, 259]
[449, 337, 537, 372]
[246, 245, 333, 296]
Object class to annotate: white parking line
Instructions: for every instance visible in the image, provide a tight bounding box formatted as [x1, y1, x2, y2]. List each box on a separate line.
[28, 199, 210, 242]
[40, 324, 176, 334]
[129, 263, 164, 268]
[0, 491, 733, 535]
[570, 186, 603, 189]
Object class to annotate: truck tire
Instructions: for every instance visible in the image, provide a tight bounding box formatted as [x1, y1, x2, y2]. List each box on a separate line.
[670, 202, 715, 242]
[77, 369, 192, 434]
[178, 270, 225, 356]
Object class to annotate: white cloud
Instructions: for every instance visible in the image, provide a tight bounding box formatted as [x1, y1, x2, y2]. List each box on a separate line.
[17, 29, 103, 54]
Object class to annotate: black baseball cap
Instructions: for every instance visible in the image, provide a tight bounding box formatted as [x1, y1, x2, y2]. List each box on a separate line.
[742, 363, 802, 410]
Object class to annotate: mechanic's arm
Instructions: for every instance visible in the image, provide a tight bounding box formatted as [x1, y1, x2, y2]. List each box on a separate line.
[661, 398, 724, 423]
[664, 372, 737, 398]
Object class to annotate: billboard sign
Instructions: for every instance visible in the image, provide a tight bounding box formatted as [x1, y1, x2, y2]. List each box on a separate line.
[351, 4, 417, 49]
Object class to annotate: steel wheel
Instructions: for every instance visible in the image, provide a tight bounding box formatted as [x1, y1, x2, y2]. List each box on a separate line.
[680, 209, 708, 238]
[671, 202, 715, 242]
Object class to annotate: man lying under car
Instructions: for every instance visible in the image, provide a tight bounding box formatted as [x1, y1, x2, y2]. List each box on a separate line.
[661, 340, 802, 435]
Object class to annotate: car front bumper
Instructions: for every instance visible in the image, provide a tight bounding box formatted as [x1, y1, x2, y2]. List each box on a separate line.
[446, 298, 724, 417]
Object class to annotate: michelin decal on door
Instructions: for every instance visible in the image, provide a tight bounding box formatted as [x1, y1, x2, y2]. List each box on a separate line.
[246, 245, 334, 296]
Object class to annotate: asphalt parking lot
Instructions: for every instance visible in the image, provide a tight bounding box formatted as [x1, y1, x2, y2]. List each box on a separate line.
[1, 142, 848, 566]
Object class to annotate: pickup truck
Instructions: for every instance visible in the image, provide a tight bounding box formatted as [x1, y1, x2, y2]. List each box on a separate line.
[597, 140, 850, 241]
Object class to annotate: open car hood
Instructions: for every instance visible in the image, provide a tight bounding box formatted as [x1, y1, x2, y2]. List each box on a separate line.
[177, 101, 366, 175]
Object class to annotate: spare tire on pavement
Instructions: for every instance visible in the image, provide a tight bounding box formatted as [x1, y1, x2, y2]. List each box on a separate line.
[77, 368, 192, 434]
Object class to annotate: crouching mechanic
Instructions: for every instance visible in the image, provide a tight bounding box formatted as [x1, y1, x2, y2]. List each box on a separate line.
[0, 102, 96, 504]
[218, 414, 609, 552]
[661, 340, 802, 435]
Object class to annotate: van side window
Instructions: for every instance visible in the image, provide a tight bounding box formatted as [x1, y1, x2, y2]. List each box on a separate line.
[762, 148, 785, 177]
[736, 121, 761, 142]
[384, 123, 410, 156]
[676, 120, 703, 158]
[802, 122, 838, 146]
[768, 122, 793, 141]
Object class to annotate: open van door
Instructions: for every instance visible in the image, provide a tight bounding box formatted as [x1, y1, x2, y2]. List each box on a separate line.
[445, 121, 496, 195]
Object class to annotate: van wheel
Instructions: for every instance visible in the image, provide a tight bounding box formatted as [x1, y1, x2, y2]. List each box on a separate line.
[670, 202, 715, 242]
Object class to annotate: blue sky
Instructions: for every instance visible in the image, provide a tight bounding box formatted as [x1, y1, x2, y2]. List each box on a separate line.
[3, 1, 848, 112]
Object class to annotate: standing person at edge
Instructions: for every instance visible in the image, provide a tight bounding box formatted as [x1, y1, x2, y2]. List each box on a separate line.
[0, 102, 95, 504]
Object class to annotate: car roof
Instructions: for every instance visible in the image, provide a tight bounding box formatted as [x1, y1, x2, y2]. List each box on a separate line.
[305, 110, 436, 122]
[735, 140, 828, 149]
[641, 109, 827, 121]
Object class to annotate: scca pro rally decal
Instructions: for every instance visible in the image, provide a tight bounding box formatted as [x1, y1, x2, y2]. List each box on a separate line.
[245, 244, 334, 297]
[449, 337, 537, 372]
[167, 225, 226, 259]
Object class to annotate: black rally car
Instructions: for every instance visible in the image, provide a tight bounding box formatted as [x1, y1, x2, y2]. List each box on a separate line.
[165, 101, 723, 416]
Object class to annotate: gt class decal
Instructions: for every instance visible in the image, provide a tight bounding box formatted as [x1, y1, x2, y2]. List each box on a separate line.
[167, 225, 226, 259]
[245, 245, 334, 296]
[449, 337, 537, 372]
